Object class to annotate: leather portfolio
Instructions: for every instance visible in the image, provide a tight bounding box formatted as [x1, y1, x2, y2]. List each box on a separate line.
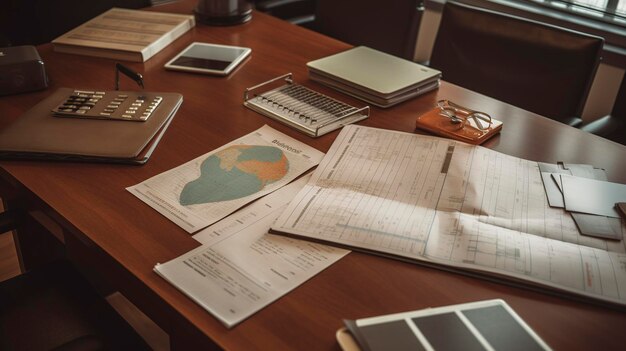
[0, 87, 182, 164]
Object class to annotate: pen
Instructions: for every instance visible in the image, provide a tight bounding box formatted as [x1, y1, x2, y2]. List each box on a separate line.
[115, 63, 144, 90]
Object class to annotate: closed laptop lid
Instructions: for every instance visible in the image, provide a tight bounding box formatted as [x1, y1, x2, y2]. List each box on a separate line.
[307, 46, 441, 97]
[309, 70, 440, 108]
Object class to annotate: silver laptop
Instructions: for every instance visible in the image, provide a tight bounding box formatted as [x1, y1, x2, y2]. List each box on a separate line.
[307, 46, 441, 107]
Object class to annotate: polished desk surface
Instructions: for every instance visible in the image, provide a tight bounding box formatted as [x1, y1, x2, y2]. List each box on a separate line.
[1, 1, 625, 350]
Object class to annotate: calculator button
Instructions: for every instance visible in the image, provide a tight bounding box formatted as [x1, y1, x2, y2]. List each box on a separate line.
[96, 91, 106, 95]
[78, 106, 91, 110]
[121, 114, 133, 118]
[100, 112, 111, 116]
[103, 109, 115, 113]
[76, 110, 87, 114]
[125, 110, 136, 114]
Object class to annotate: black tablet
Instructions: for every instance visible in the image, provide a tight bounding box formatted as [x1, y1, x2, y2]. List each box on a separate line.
[164, 42, 251, 76]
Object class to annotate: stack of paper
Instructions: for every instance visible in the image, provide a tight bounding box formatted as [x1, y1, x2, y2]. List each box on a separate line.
[538, 162, 626, 240]
[270, 125, 626, 307]
[307, 46, 441, 108]
[129, 125, 350, 327]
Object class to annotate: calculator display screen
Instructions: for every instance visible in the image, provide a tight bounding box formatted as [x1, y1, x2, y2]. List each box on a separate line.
[169, 56, 232, 71]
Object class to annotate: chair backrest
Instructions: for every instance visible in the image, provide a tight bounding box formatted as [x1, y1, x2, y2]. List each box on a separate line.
[429, 1, 604, 125]
[612, 74, 626, 119]
[580, 74, 626, 144]
[314, 0, 424, 60]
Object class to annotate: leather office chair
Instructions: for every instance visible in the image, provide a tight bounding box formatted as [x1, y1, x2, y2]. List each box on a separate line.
[0, 211, 150, 351]
[312, 0, 425, 60]
[429, 1, 604, 127]
[581, 75, 626, 145]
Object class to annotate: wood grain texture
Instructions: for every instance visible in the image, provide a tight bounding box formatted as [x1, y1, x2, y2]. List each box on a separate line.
[0, 1, 625, 350]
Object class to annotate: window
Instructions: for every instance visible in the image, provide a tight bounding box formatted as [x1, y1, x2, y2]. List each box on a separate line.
[527, 0, 626, 27]
[446, 0, 626, 67]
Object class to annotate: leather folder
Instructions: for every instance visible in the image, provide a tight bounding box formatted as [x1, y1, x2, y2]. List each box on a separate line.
[0, 87, 181, 164]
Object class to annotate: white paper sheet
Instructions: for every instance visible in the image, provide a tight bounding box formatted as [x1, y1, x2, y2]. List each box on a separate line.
[561, 174, 626, 218]
[128, 125, 324, 233]
[271, 125, 626, 306]
[154, 176, 350, 328]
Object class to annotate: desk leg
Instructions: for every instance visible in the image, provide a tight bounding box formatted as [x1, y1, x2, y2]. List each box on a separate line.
[11, 212, 65, 272]
[1, 187, 65, 272]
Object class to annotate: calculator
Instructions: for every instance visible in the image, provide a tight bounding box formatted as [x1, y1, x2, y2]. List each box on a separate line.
[52, 89, 166, 122]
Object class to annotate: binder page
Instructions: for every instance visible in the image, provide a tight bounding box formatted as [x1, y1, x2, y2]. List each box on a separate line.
[271, 125, 626, 306]
[154, 176, 349, 328]
[128, 125, 324, 233]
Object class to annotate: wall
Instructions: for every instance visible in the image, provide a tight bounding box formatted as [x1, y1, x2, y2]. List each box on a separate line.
[414, 8, 625, 122]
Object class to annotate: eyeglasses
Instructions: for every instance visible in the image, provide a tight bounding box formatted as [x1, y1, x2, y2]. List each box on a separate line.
[437, 100, 493, 132]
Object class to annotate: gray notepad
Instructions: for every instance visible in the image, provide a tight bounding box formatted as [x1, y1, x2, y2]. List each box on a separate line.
[307, 46, 441, 107]
[0, 88, 181, 164]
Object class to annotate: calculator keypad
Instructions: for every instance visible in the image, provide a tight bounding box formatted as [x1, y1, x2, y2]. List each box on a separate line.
[53, 90, 162, 122]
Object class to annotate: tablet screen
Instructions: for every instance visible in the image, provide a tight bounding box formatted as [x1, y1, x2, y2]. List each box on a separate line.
[169, 56, 232, 71]
[165, 42, 251, 75]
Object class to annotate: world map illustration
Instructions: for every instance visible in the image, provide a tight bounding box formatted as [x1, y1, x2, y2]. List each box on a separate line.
[180, 145, 289, 205]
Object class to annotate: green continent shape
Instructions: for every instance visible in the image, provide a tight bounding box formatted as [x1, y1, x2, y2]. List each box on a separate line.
[179, 145, 289, 205]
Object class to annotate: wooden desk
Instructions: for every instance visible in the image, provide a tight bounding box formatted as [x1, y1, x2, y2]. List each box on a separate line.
[1, 1, 625, 349]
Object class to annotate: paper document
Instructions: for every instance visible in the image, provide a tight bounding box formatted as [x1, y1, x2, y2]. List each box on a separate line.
[560, 175, 626, 218]
[128, 125, 324, 232]
[271, 125, 626, 306]
[155, 176, 349, 328]
[538, 162, 607, 208]
[538, 163, 621, 240]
